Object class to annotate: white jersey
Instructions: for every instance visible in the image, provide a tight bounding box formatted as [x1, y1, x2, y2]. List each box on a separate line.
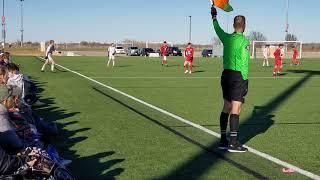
[108, 46, 116, 56]
[46, 45, 55, 56]
[263, 48, 269, 58]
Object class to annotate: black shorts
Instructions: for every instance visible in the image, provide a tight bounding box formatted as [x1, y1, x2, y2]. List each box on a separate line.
[221, 69, 249, 103]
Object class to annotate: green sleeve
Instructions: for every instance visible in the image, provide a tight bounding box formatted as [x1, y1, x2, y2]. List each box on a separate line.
[213, 20, 228, 42]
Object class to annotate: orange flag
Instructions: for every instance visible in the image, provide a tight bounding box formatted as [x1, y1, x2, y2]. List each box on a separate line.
[211, 0, 233, 12]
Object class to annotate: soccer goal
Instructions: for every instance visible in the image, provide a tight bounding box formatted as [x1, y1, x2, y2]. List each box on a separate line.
[252, 41, 302, 59]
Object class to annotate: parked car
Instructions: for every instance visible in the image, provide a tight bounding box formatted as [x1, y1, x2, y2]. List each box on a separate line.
[126, 47, 140, 56]
[115, 46, 126, 54]
[202, 49, 213, 57]
[139, 48, 155, 57]
[168, 47, 182, 56]
[156, 49, 162, 56]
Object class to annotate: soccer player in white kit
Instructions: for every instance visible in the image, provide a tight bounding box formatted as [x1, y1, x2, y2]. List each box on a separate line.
[41, 40, 60, 72]
[262, 45, 270, 67]
[107, 43, 116, 67]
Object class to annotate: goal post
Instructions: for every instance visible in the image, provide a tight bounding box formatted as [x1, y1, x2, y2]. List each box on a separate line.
[252, 41, 302, 59]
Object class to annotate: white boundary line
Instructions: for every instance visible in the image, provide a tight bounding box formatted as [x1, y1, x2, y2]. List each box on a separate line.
[37, 57, 320, 179]
[88, 76, 320, 79]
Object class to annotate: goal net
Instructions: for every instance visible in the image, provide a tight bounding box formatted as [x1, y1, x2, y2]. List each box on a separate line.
[252, 41, 302, 59]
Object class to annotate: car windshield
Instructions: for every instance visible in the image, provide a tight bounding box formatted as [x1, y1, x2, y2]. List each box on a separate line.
[145, 48, 155, 52]
[116, 47, 124, 49]
[130, 47, 138, 49]
[171, 47, 179, 50]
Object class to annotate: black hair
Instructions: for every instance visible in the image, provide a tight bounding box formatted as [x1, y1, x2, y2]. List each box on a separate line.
[6, 63, 20, 72]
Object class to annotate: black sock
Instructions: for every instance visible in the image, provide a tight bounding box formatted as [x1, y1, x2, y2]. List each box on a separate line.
[230, 114, 240, 145]
[220, 112, 229, 141]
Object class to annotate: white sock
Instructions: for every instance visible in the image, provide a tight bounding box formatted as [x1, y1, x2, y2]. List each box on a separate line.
[107, 60, 110, 66]
[41, 64, 46, 71]
[112, 60, 115, 67]
[51, 64, 55, 71]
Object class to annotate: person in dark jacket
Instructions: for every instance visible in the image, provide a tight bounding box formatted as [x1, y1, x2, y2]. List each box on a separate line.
[0, 145, 38, 175]
[0, 145, 27, 175]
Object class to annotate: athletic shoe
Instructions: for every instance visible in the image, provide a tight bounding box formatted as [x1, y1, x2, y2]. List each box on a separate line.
[228, 142, 248, 153]
[218, 139, 229, 150]
[189, 71, 192, 74]
[185, 70, 189, 74]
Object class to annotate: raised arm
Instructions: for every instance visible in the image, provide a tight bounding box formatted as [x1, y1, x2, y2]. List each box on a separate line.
[211, 6, 228, 42]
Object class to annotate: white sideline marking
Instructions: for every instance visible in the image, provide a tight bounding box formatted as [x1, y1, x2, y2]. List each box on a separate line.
[88, 76, 320, 79]
[37, 57, 320, 180]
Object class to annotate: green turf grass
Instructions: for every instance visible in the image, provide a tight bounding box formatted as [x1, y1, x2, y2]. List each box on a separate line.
[13, 56, 319, 179]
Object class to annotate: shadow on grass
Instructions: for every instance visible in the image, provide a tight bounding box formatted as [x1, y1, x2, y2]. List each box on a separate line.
[170, 122, 320, 128]
[115, 65, 133, 68]
[160, 70, 319, 179]
[193, 70, 206, 74]
[30, 78, 125, 179]
[92, 87, 267, 179]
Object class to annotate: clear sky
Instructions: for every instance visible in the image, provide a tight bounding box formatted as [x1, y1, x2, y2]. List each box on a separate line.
[3, 0, 320, 44]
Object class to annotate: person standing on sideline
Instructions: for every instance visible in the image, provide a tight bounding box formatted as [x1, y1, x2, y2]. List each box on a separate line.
[107, 43, 116, 68]
[263, 45, 270, 67]
[211, 5, 250, 152]
[41, 40, 61, 72]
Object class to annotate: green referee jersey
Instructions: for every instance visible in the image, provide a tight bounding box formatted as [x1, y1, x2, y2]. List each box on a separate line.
[213, 20, 250, 80]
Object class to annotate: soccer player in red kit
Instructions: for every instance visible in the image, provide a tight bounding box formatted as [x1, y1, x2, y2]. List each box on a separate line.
[160, 41, 169, 66]
[184, 43, 194, 74]
[273, 44, 284, 76]
[290, 46, 300, 66]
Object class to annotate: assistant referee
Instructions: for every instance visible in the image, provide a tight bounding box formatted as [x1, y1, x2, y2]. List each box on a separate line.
[211, 5, 250, 153]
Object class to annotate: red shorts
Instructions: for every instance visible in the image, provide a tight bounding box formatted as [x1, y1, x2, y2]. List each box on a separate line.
[186, 57, 193, 63]
[293, 55, 298, 60]
[275, 59, 282, 66]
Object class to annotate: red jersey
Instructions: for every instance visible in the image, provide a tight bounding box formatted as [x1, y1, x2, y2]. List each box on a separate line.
[293, 48, 299, 57]
[160, 44, 169, 56]
[274, 48, 282, 61]
[184, 47, 194, 61]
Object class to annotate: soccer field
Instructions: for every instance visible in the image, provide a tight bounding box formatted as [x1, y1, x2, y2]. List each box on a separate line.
[14, 56, 320, 179]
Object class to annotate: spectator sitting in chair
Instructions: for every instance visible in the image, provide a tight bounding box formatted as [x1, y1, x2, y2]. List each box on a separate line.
[0, 85, 24, 152]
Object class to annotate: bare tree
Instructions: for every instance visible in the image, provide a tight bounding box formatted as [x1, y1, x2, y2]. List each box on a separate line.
[248, 31, 267, 41]
[285, 34, 298, 41]
[213, 37, 222, 45]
